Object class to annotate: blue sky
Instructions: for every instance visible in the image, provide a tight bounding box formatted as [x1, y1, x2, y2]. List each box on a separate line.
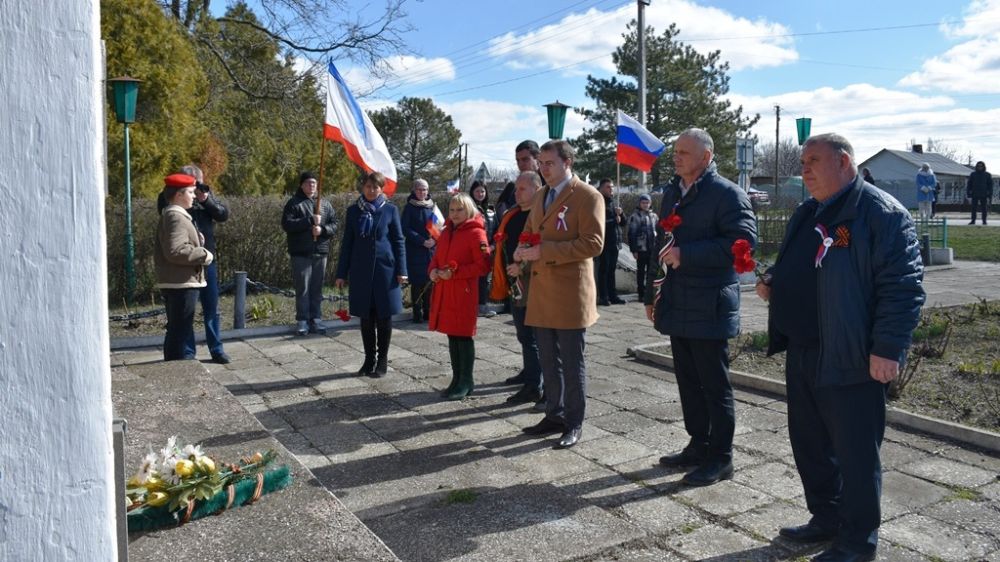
[231, 0, 1000, 177]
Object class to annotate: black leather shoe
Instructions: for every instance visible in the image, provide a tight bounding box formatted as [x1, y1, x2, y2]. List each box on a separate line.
[609, 297, 626, 304]
[506, 387, 543, 404]
[811, 546, 875, 562]
[504, 371, 526, 385]
[682, 460, 734, 486]
[597, 299, 611, 306]
[554, 427, 582, 449]
[522, 417, 566, 436]
[659, 446, 707, 467]
[210, 352, 231, 365]
[357, 356, 375, 376]
[533, 396, 547, 411]
[779, 522, 838, 544]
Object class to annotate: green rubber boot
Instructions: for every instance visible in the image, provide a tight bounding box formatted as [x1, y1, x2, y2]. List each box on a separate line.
[441, 340, 460, 398]
[446, 339, 475, 401]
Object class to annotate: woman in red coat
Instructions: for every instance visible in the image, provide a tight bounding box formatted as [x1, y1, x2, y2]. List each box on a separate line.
[428, 193, 491, 400]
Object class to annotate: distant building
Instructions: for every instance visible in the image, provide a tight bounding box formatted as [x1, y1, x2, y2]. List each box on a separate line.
[859, 145, 983, 207]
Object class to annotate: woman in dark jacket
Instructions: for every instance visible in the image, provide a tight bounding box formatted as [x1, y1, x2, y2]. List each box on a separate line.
[428, 193, 491, 400]
[400, 179, 440, 322]
[335, 172, 408, 377]
[469, 180, 497, 316]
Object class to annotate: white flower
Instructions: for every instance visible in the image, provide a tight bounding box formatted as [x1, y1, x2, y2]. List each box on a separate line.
[159, 436, 179, 461]
[160, 456, 182, 485]
[133, 452, 158, 484]
[181, 443, 204, 460]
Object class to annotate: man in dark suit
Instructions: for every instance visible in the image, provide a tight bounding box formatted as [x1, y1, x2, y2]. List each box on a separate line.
[757, 133, 924, 562]
[596, 178, 624, 305]
[515, 140, 604, 449]
[645, 128, 757, 487]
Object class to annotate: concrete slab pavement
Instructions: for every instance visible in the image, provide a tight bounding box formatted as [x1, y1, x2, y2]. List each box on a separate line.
[111, 260, 1000, 561]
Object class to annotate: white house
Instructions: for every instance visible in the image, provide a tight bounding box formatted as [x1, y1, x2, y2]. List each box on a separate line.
[858, 146, 979, 207]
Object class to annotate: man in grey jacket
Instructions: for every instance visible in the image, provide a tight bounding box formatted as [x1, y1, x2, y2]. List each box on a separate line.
[757, 133, 924, 562]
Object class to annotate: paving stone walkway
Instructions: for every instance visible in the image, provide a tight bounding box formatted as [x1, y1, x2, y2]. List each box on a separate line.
[113, 261, 1000, 561]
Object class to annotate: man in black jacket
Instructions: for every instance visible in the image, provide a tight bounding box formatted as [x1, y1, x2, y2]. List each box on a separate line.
[158, 164, 231, 363]
[757, 133, 924, 562]
[967, 161, 993, 225]
[282, 171, 337, 336]
[596, 178, 624, 305]
[645, 128, 757, 487]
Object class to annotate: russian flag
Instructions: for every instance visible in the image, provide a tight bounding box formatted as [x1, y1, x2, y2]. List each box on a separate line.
[324, 62, 398, 196]
[616, 110, 665, 173]
[446, 179, 460, 193]
[425, 205, 444, 240]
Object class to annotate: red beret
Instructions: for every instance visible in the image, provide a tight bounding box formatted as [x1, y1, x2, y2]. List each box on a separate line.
[164, 173, 196, 188]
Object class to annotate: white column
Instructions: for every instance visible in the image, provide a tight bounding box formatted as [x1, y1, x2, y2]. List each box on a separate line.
[0, 1, 116, 560]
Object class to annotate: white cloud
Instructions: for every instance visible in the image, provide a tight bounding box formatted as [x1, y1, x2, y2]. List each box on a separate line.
[486, 0, 797, 77]
[899, 0, 1000, 92]
[729, 83, 1000, 167]
[438, 99, 588, 172]
[339, 55, 456, 96]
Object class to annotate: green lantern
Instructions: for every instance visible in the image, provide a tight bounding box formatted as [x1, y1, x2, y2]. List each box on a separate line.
[544, 100, 570, 140]
[107, 76, 142, 304]
[795, 117, 812, 146]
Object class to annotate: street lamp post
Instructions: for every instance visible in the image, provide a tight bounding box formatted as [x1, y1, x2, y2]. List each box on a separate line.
[107, 76, 141, 305]
[544, 100, 570, 140]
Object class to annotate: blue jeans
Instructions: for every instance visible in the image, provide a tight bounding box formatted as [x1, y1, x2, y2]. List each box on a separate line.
[184, 262, 224, 357]
[163, 288, 198, 361]
[513, 306, 542, 391]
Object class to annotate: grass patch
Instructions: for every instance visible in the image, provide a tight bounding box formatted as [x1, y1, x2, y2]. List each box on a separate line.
[945, 486, 982, 502]
[945, 225, 1000, 262]
[442, 489, 478, 505]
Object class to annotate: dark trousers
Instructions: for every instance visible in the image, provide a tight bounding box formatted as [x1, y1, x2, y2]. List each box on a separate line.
[635, 250, 650, 298]
[291, 254, 327, 321]
[971, 197, 989, 223]
[410, 281, 431, 320]
[786, 344, 885, 555]
[360, 309, 393, 359]
[596, 246, 619, 301]
[184, 262, 223, 357]
[536, 327, 587, 429]
[162, 288, 198, 361]
[512, 306, 542, 391]
[669, 336, 734, 462]
[477, 275, 489, 306]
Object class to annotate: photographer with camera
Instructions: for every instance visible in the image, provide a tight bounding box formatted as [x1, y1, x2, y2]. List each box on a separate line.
[158, 164, 231, 363]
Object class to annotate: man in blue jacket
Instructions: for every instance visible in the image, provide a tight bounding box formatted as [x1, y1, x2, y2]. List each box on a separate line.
[757, 133, 924, 562]
[645, 128, 757, 486]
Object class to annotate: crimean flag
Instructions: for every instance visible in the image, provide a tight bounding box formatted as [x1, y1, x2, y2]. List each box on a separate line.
[616, 110, 666, 173]
[446, 179, 460, 193]
[324, 62, 398, 195]
[425, 205, 444, 240]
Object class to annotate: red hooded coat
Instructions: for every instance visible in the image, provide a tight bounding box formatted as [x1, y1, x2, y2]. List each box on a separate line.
[428, 214, 491, 337]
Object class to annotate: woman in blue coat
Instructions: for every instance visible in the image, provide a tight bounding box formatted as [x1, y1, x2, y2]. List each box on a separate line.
[335, 172, 408, 377]
[400, 179, 440, 322]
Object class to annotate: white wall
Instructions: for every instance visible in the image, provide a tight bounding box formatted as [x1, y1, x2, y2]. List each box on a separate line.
[0, 1, 116, 560]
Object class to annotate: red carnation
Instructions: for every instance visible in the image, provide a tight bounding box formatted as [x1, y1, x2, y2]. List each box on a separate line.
[659, 213, 682, 232]
[446, 260, 459, 271]
[730, 239, 758, 274]
[732, 239, 752, 256]
[494, 232, 507, 243]
[518, 232, 541, 246]
[335, 310, 351, 322]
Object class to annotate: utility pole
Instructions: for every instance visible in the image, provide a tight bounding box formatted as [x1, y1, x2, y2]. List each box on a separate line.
[637, 0, 650, 193]
[774, 105, 781, 202]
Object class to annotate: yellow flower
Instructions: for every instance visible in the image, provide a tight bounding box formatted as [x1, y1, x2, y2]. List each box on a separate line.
[146, 492, 169, 507]
[145, 476, 165, 490]
[175, 459, 195, 478]
[251, 452, 263, 463]
[196, 456, 216, 474]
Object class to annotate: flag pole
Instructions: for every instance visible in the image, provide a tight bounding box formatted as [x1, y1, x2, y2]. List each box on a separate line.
[314, 135, 327, 241]
[616, 162, 621, 208]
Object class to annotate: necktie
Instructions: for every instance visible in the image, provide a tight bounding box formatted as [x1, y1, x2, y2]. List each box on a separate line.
[545, 188, 556, 211]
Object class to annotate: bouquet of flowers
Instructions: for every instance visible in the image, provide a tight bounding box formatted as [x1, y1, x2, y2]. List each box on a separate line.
[125, 436, 291, 531]
[512, 232, 542, 300]
[651, 208, 682, 307]
[731, 239, 768, 279]
[334, 285, 351, 322]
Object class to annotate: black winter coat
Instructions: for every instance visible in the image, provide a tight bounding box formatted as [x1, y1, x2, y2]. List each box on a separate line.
[766, 175, 925, 387]
[967, 170, 993, 199]
[281, 190, 337, 256]
[644, 164, 757, 339]
[401, 197, 437, 285]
